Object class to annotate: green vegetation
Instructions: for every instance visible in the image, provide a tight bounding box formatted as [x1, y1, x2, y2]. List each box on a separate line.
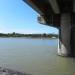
[0, 32, 58, 38]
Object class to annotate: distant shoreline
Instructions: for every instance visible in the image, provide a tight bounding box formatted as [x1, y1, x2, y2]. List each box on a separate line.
[0, 36, 58, 39]
[0, 32, 58, 39]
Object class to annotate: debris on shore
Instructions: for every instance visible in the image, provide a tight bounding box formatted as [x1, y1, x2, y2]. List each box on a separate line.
[0, 67, 29, 75]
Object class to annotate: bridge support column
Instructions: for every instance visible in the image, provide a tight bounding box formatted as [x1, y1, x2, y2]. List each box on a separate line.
[58, 14, 71, 56]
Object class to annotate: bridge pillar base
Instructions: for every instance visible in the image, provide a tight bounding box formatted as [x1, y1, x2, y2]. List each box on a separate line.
[58, 13, 71, 57]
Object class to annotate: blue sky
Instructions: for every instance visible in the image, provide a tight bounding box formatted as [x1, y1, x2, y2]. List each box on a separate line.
[0, 0, 58, 34]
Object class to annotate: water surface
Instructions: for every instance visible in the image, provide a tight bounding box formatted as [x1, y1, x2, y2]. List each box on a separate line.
[0, 38, 75, 75]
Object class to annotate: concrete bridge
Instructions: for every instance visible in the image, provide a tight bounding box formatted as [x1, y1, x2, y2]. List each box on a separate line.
[23, 0, 75, 57]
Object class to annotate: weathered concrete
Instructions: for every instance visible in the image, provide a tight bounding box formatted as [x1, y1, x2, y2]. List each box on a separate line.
[70, 14, 75, 57]
[58, 14, 71, 56]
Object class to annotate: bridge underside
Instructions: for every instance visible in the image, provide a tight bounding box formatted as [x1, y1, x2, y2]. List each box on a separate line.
[23, 0, 74, 28]
[23, 0, 75, 57]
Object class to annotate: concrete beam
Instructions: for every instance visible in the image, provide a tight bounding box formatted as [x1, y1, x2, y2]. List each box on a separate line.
[48, 0, 60, 14]
[37, 15, 60, 28]
[23, 0, 44, 15]
[37, 16, 47, 25]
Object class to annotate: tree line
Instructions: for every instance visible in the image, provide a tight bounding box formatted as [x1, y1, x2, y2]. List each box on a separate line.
[0, 32, 58, 38]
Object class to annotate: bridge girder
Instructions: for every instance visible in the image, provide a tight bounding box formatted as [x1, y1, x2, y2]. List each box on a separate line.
[23, 0, 74, 28]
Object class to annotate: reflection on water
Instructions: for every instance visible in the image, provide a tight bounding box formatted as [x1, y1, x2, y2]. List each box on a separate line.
[0, 38, 75, 75]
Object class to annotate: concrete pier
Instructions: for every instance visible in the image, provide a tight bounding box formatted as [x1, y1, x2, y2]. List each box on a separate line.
[58, 14, 71, 56]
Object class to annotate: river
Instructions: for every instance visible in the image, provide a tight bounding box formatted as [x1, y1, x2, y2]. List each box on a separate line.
[0, 38, 75, 75]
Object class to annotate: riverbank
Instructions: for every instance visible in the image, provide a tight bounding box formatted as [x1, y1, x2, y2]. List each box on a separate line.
[0, 67, 28, 75]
